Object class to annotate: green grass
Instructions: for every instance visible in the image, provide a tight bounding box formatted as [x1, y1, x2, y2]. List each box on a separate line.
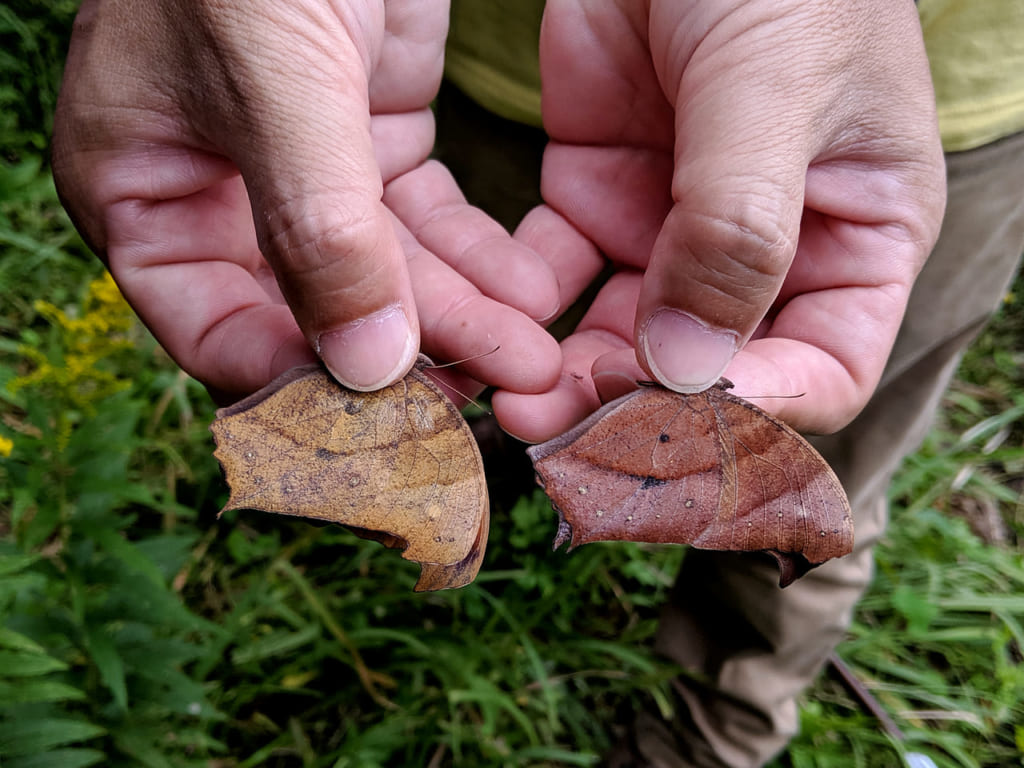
[1, 3, 1023, 767]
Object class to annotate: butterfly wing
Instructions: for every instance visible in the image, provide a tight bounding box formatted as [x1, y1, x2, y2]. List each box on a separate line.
[527, 385, 852, 586]
[211, 362, 489, 591]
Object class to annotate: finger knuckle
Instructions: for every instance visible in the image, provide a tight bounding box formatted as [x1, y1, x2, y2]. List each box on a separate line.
[690, 206, 794, 283]
[268, 198, 385, 280]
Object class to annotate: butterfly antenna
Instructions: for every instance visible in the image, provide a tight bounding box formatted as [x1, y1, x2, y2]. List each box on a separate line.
[740, 392, 806, 399]
[420, 350, 498, 415]
[442, 379, 492, 415]
[423, 345, 501, 369]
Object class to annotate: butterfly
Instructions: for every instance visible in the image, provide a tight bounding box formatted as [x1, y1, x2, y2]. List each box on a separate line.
[211, 357, 488, 591]
[527, 380, 853, 586]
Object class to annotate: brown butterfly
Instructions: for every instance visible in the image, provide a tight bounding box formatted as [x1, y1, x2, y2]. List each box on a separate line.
[210, 356, 488, 591]
[526, 380, 853, 586]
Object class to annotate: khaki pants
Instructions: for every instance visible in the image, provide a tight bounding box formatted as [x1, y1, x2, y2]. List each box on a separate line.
[435, 84, 1024, 768]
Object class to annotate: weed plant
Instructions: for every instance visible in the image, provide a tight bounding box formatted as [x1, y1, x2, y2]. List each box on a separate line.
[1, 2, 1023, 767]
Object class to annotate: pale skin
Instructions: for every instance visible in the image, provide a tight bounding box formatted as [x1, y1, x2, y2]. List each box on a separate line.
[53, 0, 563, 402]
[53, 0, 946, 443]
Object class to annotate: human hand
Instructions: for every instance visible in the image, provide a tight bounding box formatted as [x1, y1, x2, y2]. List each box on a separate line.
[52, 0, 562, 402]
[494, 0, 946, 442]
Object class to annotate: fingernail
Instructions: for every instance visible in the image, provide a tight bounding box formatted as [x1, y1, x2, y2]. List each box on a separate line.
[640, 309, 737, 393]
[316, 306, 416, 391]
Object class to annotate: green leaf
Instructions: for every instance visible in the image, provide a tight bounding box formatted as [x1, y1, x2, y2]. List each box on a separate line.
[111, 727, 177, 768]
[449, 676, 539, 745]
[4, 748, 106, 768]
[0, 626, 46, 653]
[84, 623, 127, 710]
[939, 595, 1024, 613]
[0, 679, 86, 705]
[0, 157, 42, 192]
[98, 565, 223, 637]
[134, 534, 199, 582]
[0, 650, 67, 677]
[511, 745, 599, 765]
[131, 668, 217, 720]
[891, 585, 938, 637]
[0, 553, 41, 578]
[0, 717, 106, 756]
[0, 572, 46, 610]
[230, 623, 321, 665]
[18, 500, 62, 551]
[79, 525, 165, 588]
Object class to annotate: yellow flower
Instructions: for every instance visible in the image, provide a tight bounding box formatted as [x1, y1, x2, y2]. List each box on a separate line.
[0, 435, 13, 458]
[9, 271, 138, 448]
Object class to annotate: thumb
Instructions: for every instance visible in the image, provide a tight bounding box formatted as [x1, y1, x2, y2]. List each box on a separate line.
[198, 5, 422, 391]
[634, 174, 801, 394]
[635, 3, 825, 393]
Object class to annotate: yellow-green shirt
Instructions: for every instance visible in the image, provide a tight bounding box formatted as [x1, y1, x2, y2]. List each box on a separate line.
[919, 0, 1024, 151]
[445, 0, 1024, 152]
[445, 0, 544, 128]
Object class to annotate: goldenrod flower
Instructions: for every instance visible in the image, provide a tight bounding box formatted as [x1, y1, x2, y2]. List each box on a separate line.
[9, 271, 138, 450]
